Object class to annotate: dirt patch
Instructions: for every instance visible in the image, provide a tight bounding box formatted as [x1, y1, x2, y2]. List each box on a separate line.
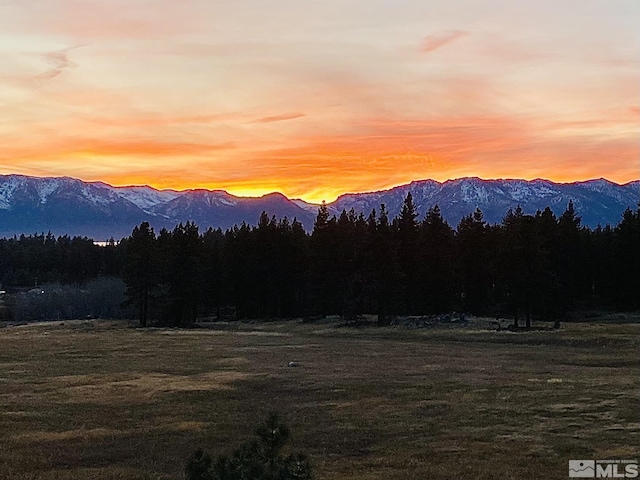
[216, 356, 250, 367]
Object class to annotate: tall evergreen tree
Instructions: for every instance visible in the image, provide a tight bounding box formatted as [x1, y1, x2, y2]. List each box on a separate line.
[499, 207, 547, 327]
[396, 193, 420, 314]
[310, 203, 339, 316]
[456, 208, 489, 314]
[555, 200, 586, 316]
[226, 222, 256, 319]
[201, 227, 226, 320]
[364, 204, 401, 324]
[533, 207, 561, 323]
[161, 222, 202, 326]
[614, 205, 640, 308]
[420, 205, 455, 313]
[122, 222, 156, 327]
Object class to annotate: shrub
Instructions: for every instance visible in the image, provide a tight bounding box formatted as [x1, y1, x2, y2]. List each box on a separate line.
[186, 413, 312, 480]
[4, 277, 132, 322]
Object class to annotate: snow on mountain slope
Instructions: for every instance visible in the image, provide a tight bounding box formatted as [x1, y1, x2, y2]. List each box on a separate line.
[291, 199, 320, 214]
[151, 190, 238, 217]
[108, 185, 182, 210]
[0, 175, 23, 209]
[330, 177, 639, 227]
[0, 175, 129, 209]
[35, 178, 62, 204]
[0, 174, 637, 238]
[151, 190, 315, 231]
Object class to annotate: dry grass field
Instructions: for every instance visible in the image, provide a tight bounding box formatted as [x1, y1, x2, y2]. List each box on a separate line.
[0, 315, 638, 479]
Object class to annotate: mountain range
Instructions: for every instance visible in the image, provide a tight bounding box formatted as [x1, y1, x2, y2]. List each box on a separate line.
[0, 174, 637, 239]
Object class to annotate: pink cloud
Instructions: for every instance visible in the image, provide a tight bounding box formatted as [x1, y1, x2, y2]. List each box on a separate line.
[34, 46, 84, 80]
[421, 30, 469, 54]
[251, 112, 306, 124]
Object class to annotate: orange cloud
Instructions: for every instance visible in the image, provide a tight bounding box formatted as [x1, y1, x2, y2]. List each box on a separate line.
[81, 112, 245, 129]
[1, 1, 638, 204]
[1, 108, 638, 204]
[0, 138, 235, 163]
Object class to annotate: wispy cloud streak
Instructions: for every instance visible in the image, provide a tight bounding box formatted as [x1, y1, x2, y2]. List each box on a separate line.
[35, 46, 82, 80]
[251, 113, 306, 124]
[421, 30, 469, 53]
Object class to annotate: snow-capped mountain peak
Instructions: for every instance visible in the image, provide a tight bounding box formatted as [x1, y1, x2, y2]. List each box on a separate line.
[330, 176, 639, 227]
[111, 185, 182, 210]
[0, 174, 637, 239]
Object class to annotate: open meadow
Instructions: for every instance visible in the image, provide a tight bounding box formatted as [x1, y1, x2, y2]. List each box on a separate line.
[0, 315, 638, 479]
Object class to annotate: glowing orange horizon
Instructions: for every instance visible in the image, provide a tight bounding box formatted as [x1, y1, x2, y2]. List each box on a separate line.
[2, 111, 637, 203]
[3, 117, 637, 204]
[0, 1, 637, 203]
[92, 166, 640, 204]
[4, 154, 637, 205]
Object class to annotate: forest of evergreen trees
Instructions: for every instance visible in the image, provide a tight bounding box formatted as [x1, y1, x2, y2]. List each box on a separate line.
[1, 195, 638, 326]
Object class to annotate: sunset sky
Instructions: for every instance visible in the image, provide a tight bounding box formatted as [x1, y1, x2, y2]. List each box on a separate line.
[1, 1, 638, 202]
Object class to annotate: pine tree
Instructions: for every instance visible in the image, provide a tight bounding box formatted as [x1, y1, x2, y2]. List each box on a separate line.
[310, 203, 338, 316]
[186, 449, 214, 480]
[187, 413, 313, 480]
[534, 207, 561, 324]
[456, 208, 489, 314]
[367, 204, 401, 324]
[420, 205, 455, 313]
[314, 201, 330, 232]
[555, 200, 586, 317]
[226, 222, 256, 320]
[614, 205, 640, 308]
[201, 227, 226, 320]
[123, 222, 156, 327]
[396, 193, 420, 314]
[499, 209, 546, 328]
[161, 222, 202, 326]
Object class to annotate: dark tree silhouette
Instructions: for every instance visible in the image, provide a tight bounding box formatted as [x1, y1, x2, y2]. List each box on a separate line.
[122, 221, 156, 327]
[614, 205, 640, 308]
[201, 227, 226, 320]
[310, 203, 339, 317]
[499, 207, 546, 328]
[156, 222, 202, 327]
[420, 205, 455, 313]
[3, 197, 639, 325]
[365, 204, 401, 324]
[555, 200, 586, 318]
[456, 208, 490, 314]
[395, 193, 420, 314]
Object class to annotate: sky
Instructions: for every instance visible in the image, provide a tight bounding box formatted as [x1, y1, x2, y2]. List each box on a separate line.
[0, 0, 638, 202]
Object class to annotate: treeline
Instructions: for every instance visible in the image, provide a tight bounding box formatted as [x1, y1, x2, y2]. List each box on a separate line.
[0, 234, 126, 321]
[0, 233, 122, 286]
[1, 196, 638, 325]
[121, 196, 639, 327]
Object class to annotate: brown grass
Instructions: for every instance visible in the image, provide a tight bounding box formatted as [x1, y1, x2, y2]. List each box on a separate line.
[0, 315, 638, 479]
